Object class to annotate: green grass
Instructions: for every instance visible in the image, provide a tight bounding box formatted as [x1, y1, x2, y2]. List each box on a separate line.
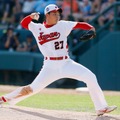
[0, 92, 120, 114]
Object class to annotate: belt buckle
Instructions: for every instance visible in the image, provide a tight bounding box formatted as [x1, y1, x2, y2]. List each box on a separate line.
[65, 56, 68, 59]
[56, 57, 60, 60]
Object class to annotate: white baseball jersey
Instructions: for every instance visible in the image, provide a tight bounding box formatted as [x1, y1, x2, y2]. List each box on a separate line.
[28, 20, 77, 57]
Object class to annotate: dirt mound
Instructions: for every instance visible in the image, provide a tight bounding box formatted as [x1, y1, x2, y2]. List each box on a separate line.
[0, 105, 120, 120]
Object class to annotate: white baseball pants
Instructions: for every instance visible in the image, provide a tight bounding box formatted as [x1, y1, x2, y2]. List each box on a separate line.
[5, 58, 107, 110]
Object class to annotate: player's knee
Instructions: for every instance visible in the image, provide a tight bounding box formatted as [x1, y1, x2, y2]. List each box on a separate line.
[89, 73, 98, 84]
[92, 73, 97, 80]
[85, 72, 97, 84]
[20, 86, 33, 96]
[89, 71, 96, 79]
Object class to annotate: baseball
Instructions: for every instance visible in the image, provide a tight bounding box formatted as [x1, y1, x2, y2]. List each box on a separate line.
[34, 14, 39, 20]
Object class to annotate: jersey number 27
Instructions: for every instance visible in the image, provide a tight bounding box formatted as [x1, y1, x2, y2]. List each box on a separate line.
[54, 41, 64, 50]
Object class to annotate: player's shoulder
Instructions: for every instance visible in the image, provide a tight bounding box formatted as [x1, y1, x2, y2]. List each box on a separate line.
[57, 20, 70, 26]
[58, 20, 68, 24]
[30, 21, 42, 26]
[58, 20, 77, 25]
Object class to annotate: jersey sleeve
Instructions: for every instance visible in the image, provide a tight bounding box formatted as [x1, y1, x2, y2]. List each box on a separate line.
[61, 20, 77, 36]
[73, 22, 93, 30]
[20, 15, 39, 32]
[20, 16, 32, 30]
[28, 22, 37, 32]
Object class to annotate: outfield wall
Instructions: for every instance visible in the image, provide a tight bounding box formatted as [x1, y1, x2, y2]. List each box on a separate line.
[78, 31, 120, 90]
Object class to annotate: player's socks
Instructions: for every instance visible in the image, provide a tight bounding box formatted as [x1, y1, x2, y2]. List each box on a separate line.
[0, 96, 7, 104]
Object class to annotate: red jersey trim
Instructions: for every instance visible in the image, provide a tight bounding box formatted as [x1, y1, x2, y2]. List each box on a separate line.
[43, 21, 56, 28]
[73, 22, 93, 30]
[20, 16, 32, 29]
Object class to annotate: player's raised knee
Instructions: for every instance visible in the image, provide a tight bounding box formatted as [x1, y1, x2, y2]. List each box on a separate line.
[86, 72, 97, 83]
[92, 73, 97, 80]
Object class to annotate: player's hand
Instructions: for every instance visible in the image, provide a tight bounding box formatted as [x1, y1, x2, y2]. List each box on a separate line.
[80, 29, 96, 41]
[30, 12, 40, 21]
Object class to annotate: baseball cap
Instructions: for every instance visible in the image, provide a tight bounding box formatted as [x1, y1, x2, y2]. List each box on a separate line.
[44, 4, 62, 15]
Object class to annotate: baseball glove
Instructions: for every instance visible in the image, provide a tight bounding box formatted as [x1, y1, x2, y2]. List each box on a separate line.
[80, 30, 96, 41]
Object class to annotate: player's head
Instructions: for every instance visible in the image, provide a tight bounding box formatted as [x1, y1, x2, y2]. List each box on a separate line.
[44, 4, 62, 24]
[44, 4, 62, 15]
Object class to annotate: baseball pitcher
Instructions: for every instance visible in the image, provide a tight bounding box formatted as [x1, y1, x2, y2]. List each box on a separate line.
[0, 4, 117, 116]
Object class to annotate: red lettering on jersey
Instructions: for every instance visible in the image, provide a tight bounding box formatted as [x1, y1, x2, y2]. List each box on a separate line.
[38, 32, 60, 45]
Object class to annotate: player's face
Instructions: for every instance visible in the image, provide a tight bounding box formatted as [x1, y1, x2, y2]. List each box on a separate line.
[46, 11, 60, 24]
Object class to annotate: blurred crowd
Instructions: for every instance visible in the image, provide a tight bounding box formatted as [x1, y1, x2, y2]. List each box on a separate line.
[0, 27, 39, 52]
[0, 0, 117, 29]
[0, 0, 118, 52]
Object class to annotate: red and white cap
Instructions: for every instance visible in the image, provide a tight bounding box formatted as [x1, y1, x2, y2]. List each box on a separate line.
[44, 4, 62, 15]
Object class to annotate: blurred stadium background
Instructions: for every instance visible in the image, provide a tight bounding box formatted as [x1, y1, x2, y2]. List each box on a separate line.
[0, 0, 120, 90]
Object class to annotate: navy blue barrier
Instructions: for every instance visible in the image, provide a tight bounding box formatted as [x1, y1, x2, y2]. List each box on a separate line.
[0, 51, 43, 72]
[15, 29, 35, 43]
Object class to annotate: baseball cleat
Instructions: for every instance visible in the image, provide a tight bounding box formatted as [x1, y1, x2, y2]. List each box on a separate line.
[97, 105, 117, 116]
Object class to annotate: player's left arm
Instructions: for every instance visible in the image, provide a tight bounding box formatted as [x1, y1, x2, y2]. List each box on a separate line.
[73, 22, 95, 31]
[73, 22, 96, 41]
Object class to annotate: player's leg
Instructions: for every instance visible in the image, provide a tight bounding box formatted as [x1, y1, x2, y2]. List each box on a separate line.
[0, 85, 33, 105]
[61, 59, 116, 112]
[0, 66, 60, 105]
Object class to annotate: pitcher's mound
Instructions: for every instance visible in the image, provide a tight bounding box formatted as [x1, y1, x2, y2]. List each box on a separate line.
[0, 105, 120, 120]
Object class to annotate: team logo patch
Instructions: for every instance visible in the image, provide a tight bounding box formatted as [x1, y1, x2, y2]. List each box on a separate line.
[46, 7, 49, 12]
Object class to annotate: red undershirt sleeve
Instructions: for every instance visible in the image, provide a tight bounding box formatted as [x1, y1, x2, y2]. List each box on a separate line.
[73, 22, 93, 30]
[20, 16, 32, 30]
